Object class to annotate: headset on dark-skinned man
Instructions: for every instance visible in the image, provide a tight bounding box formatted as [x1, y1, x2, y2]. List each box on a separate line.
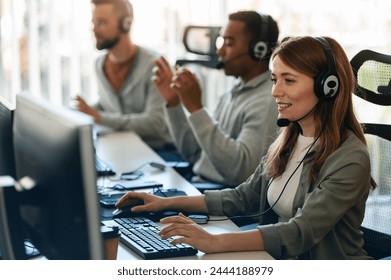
[216, 13, 273, 69]
[249, 13, 271, 61]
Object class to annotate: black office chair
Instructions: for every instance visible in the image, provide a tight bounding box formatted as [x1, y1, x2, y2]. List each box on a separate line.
[350, 49, 391, 259]
[175, 25, 221, 69]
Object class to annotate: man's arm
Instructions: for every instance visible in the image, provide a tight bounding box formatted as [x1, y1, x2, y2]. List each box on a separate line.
[153, 57, 202, 162]
[75, 95, 100, 122]
[187, 85, 277, 186]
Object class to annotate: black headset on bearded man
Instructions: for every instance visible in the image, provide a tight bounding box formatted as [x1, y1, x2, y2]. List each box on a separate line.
[313, 37, 340, 99]
[120, 15, 132, 33]
[119, 0, 133, 33]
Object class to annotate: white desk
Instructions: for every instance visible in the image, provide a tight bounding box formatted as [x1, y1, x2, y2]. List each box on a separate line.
[96, 131, 273, 260]
[95, 131, 199, 197]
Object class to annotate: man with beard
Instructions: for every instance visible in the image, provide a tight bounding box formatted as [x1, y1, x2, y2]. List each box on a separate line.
[76, 0, 172, 150]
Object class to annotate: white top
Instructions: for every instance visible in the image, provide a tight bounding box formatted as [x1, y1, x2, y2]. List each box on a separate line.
[267, 134, 315, 222]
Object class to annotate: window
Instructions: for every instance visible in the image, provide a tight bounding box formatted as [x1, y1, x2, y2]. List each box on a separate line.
[1, 0, 390, 123]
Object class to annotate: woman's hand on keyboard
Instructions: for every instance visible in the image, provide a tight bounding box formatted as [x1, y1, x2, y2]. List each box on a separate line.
[159, 213, 218, 253]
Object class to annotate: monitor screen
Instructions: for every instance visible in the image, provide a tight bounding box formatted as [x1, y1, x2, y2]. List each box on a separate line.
[13, 94, 104, 259]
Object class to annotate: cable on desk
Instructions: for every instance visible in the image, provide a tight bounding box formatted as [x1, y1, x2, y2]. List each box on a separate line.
[151, 186, 166, 196]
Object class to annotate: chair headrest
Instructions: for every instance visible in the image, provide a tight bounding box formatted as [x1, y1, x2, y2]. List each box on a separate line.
[175, 25, 221, 69]
[350, 49, 391, 106]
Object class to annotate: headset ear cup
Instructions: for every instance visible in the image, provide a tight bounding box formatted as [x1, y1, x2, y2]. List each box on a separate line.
[121, 16, 132, 33]
[251, 41, 268, 61]
[313, 37, 340, 99]
[314, 71, 327, 99]
[314, 71, 340, 99]
[323, 74, 339, 98]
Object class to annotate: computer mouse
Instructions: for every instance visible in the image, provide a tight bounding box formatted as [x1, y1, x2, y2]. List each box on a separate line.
[112, 199, 144, 218]
[112, 208, 128, 218]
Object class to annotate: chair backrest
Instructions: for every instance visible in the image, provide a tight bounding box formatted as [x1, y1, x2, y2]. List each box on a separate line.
[350, 49, 391, 259]
[175, 25, 221, 69]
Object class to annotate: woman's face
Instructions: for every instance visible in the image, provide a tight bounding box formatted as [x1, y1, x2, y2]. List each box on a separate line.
[271, 54, 319, 136]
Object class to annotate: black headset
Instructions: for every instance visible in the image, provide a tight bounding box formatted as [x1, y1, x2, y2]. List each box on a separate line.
[119, 16, 132, 33]
[118, 0, 133, 33]
[249, 14, 270, 61]
[313, 37, 340, 99]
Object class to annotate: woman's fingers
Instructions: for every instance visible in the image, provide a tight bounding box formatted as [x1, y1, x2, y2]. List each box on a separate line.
[159, 223, 195, 240]
[160, 213, 193, 224]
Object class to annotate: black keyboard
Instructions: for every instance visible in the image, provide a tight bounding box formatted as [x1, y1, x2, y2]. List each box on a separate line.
[110, 217, 198, 259]
[95, 156, 116, 177]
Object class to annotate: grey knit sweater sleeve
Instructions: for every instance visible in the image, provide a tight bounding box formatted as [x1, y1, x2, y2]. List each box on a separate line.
[94, 47, 172, 149]
[165, 73, 277, 186]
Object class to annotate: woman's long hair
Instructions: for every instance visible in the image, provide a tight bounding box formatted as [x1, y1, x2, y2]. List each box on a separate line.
[264, 36, 376, 188]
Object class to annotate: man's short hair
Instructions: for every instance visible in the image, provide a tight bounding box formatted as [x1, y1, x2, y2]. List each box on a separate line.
[91, 0, 133, 23]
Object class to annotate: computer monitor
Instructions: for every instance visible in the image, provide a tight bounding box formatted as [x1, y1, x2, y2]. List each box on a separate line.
[0, 96, 27, 259]
[0, 96, 16, 178]
[13, 94, 104, 259]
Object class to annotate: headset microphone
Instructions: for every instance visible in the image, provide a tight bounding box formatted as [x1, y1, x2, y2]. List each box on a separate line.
[277, 118, 291, 127]
[216, 52, 249, 69]
[215, 61, 224, 70]
[276, 104, 318, 127]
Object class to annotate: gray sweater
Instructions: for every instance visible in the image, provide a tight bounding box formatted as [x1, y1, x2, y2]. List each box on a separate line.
[205, 131, 373, 259]
[93, 46, 172, 149]
[164, 71, 278, 186]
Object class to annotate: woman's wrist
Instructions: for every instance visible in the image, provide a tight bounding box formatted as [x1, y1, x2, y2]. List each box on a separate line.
[161, 196, 177, 211]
